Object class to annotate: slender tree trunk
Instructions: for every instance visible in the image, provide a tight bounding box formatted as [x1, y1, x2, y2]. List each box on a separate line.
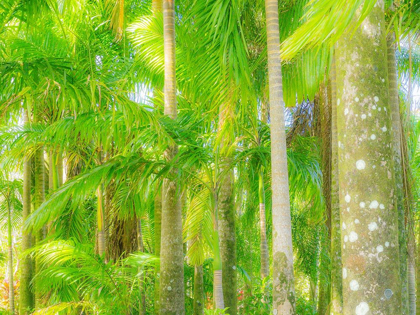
[154, 191, 162, 314]
[34, 111, 45, 309]
[330, 56, 343, 315]
[193, 265, 204, 315]
[388, 32, 410, 315]
[264, 0, 296, 313]
[159, 0, 185, 313]
[336, 3, 402, 313]
[218, 169, 236, 314]
[152, 0, 163, 311]
[317, 82, 332, 315]
[138, 220, 146, 315]
[7, 199, 14, 314]
[20, 111, 34, 315]
[213, 225, 225, 310]
[258, 170, 269, 278]
[97, 184, 106, 257]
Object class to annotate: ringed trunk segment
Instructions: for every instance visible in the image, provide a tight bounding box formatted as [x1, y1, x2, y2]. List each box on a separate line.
[159, 1, 185, 313]
[336, 2, 402, 314]
[265, 0, 296, 313]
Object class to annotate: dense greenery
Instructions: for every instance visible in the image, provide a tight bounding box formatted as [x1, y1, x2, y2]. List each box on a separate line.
[0, 0, 419, 314]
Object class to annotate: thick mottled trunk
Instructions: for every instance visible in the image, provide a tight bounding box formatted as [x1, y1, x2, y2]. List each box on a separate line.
[330, 56, 343, 315]
[7, 199, 14, 314]
[20, 111, 34, 315]
[258, 171, 269, 278]
[213, 209, 225, 310]
[159, 1, 185, 313]
[318, 83, 332, 315]
[218, 169, 236, 314]
[388, 33, 410, 314]
[336, 3, 402, 314]
[264, 0, 296, 313]
[193, 265, 204, 315]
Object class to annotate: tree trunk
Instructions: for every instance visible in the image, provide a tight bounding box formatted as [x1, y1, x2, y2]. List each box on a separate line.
[34, 112, 45, 309]
[388, 32, 410, 315]
[264, 0, 296, 313]
[330, 55, 343, 315]
[159, 0, 185, 313]
[258, 170, 269, 279]
[7, 199, 14, 314]
[336, 3, 402, 313]
[193, 265, 204, 315]
[218, 169, 236, 314]
[20, 111, 34, 315]
[317, 82, 332, 315]
[154, 190, 162, 314]
[97, 185, 106, 257]
[138, 220, 146, 315]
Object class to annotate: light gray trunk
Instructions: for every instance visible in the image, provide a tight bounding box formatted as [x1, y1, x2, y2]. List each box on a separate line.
[336, 3, 402, 313]
[265, 0, 296, 313]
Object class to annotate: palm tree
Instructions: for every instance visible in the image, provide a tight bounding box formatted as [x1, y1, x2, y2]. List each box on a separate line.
[335, 2, 402, 313]
[159, 0, 185, 313]
[264, 0, 296, 313]
[20, 110, 34, 315]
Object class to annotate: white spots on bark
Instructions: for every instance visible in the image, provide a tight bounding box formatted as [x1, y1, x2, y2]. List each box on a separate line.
[343, 268, 347, 279]
[377, 245, 384, 253]
[361, 114, 367, 120]
[369, 200, 379, 209]
[374, 96, 379, 102]
[370, 134, 376, 140]
[349, 231, 358, 242]
[345, 194, 351, 203]
[344, 108, 349, 116]
[344, 235, 349, 243]
[359, 202, 366, 208]
[350, 280, 360, 291]
[355, 219, 360, 224]
[379, 204, 385, 209]
[381, 126, 387, 132]
[343, 222, 347, 230]
[356, 160, 366, 170]
[372, 105, 376, 110]
[355, 97, 359, 102]
[385, 242, 390, 247]
[167, 286, 172, 291]
[337, 99, 341, 105]
[368, 222, 378, 231]
[356, 302, 370, 315]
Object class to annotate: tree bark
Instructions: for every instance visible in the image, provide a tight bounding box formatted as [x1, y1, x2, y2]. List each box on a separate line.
[330, 55, 343, 315]
[20, 110, 34, 315]
[193, 265, 204, 315]
[218, 168, 236, 314]
[159, 0, 185, 313]
[34, 111, 45, 309]
[7, 199, 14, 314]
[264, 0, 296, 313]
[388, 32, 410, 315]
[317, 82, 332, 315]
[336, 3, 402, 313]
[258, 170, 269, 279]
